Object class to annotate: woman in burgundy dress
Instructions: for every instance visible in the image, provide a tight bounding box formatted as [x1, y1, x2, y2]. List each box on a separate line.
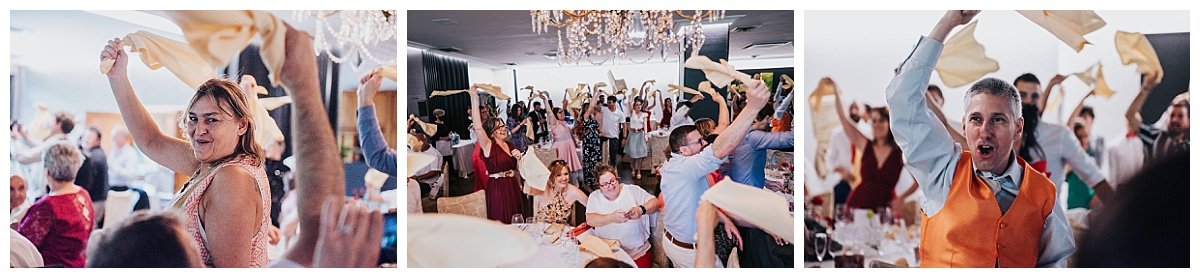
[469, 86, 524, 223]
[17, 142, 94, 268]
[832, 83, 906, 212]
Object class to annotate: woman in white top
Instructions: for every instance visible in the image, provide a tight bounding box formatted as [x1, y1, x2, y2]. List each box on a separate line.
[585, 165, 662, 268]
[624, 97, 651, 179]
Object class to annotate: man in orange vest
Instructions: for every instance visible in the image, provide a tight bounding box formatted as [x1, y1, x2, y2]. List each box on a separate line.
[885, 10, 1074, 267]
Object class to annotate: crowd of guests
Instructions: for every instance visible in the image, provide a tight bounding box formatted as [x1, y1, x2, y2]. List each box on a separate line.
[409, 71, 795, 268]
[10, 24, 390, 268]
[808, 10, 1189, 267]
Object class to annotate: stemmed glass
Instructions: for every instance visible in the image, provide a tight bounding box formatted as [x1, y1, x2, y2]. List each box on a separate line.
[814, 233, 830, 265]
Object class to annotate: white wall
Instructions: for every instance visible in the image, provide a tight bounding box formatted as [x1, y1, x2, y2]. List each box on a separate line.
[804, 10, 1188, 164]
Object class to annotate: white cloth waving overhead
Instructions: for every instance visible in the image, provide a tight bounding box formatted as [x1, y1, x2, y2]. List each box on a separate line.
[1018, 10, 1107, 52]
[934, 21, 999, 88]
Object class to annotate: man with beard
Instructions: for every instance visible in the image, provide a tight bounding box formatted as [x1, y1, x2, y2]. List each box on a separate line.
[1126, 74, 1188, 163]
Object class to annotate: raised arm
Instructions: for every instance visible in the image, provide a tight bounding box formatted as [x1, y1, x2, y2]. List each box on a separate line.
[711, 79, 770, 159]
[468, 85, 494, 152]
[885, 11, 977, 216]
[831, 79, 870, 148]
[278, 25, 346, 267]
[542, 94, 558, 128]
[925, 92, 968, 147]
[694, 200, 719, 268]
[583, 89, 603, 121]
[1039, 74, 1067, 114]
[1066, 90, 1096, 126]
[1125, 73, 1160, 132]
[700, 82, 730, 134]
[355, 71, 396, 174]
[101, 38, 199, 174]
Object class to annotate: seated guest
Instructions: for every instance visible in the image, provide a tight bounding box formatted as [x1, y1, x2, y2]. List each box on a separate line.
[585, 165, 661, 268]
[533, 160, 587, 224]
[87, 210, 204, 267]
[11, 175, 31, 229]
[17, 142, 94, 268]
[409, 133, 443, 197]
[886, 11, 1072, 267]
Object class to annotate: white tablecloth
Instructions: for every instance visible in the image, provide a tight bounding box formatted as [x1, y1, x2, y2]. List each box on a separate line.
[452, 139, 476, 178]
[505, 223, 637, 268]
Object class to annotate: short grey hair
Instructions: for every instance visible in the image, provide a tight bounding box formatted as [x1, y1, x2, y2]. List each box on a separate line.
[963, 77, 1022, 118]
[44, 142, 85, 182]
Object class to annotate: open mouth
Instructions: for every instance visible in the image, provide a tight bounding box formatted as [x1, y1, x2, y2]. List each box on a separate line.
[977, 144, 995, 156]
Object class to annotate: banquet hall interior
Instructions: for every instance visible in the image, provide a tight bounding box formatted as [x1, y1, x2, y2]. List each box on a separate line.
[9, 10, 399, 268]
[406, 10, 796, 268]
[803, 10, 1189, 268]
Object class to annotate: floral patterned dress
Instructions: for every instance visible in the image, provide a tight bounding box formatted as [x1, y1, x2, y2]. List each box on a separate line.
[580, 118, 602, 193]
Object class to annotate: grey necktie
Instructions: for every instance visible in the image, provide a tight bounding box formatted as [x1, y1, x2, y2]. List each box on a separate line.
[994, 176, 1018, 214]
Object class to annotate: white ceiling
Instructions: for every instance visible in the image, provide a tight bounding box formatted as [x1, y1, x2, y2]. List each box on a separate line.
[407, 10, 794, 68]
[10, 10, 396, 94]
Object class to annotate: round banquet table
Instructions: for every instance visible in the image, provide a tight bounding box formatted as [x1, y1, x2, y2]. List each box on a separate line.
[504, 223, 637, 268]
[452, 139, 476, 178]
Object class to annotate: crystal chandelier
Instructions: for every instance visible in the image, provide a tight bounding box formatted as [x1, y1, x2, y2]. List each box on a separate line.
[530, 10, 725, 65]
[294, 10, 397, 70]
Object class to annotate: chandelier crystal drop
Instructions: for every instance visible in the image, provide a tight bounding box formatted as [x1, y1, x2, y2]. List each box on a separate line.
[294, 10, 397, 70]
[530, 10, 724, 66]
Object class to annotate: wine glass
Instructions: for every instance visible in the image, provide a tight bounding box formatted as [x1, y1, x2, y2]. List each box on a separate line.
[512, 214, 525, 225]
[814, 233, 830, 264]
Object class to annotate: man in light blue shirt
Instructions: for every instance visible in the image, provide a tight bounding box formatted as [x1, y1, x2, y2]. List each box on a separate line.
[723, 108, 794, 188]
[356, 71, 396, 176]
[659, 79, 770, 268]
[885, 10, 1073, 267]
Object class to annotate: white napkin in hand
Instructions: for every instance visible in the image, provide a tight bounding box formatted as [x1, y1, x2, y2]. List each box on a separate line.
[520, 152, 551, 192]
[700, 177, 795, 243]
[935, 21, 999, 88]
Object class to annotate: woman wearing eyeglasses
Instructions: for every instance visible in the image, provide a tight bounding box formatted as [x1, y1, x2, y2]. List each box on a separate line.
[532, 160, 588, 225]
[469, 86, 525, 224]
[585, 165, 661, 268]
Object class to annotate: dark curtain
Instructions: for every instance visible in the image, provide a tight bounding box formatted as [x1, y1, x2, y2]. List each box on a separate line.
[420, 51, 473, 139]
[682, 23, 731, 122]
[1141, 32, 1190, 124]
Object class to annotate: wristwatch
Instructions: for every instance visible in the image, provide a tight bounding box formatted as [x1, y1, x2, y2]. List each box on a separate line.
[638, 205, 647, 215]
